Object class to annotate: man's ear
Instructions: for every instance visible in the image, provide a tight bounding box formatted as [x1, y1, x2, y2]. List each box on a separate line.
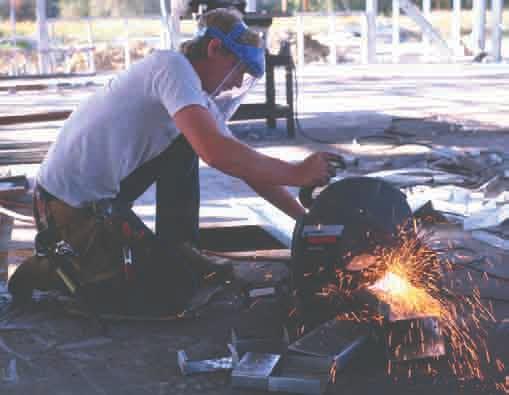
[207, 38, 223, 59]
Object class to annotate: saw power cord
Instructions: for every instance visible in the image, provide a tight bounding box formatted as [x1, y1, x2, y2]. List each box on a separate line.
[291, 61, 345, 145]
[291, 66, 443, 149]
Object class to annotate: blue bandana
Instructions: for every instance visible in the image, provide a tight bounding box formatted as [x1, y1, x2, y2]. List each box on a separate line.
[198, 22, 265, 78]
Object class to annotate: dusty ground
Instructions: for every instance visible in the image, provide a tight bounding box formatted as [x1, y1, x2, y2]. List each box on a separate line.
[0, 63, 508, 394]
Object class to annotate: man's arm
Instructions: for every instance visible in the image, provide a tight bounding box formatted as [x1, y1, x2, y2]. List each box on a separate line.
[174, 105, 336, 187]
[246, 180, 305, 220]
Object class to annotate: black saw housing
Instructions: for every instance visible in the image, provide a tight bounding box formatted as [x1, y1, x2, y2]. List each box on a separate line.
[290, 177, 414, 328]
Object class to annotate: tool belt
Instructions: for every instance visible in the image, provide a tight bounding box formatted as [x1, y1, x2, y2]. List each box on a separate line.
[25, 185, 198, 314]
[33, 185, 125, 286]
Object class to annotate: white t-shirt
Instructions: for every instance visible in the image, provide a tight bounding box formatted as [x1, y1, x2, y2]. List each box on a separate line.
[37, 50, 232, 207]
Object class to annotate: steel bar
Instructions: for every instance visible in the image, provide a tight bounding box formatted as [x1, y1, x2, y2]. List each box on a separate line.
[452, 0, 462, 56]
[36, 0, 50, 74]
[231, 352, 281, 390]
[392, 0, 400, 63]
[399, 0, 453, 60]
[177, 350, 235, 376]
[472, 0, 486, 52]
[491, 0, 503, 62]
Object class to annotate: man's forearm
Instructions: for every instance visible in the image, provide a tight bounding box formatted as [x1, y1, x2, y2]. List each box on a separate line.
[208, 134, 301, 186]
[247, 181, 305, 220]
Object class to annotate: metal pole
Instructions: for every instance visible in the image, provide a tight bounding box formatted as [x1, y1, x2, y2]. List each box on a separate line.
[422, 0, 431, 58]
[36, 0, 50, 74]
[363, 0, 377, 64]
[296, 14, 305, 69]
[399, 0, 453, 60]
[169, 0, 182, 51]
[170, 15, 181, 50]
[87, 18, 96, 73]
[472, 0, 486, 52]
[328, 3, 337, 65]
[392, 0, 400, 63]
[124, 17, 131, 69]
[9, 0, 16, 48]
[491, 0, 503, 62]
[160, 0, 171, 49]
[451, 0, 462, 56]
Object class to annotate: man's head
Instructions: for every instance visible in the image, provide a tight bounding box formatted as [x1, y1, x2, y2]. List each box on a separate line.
[181, 8, 264, 94]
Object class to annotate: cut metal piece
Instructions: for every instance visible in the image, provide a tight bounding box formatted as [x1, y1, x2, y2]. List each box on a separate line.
[385, 316, 446, 362]
[248, 287, 276, 298]
[231, 327, 289, 357]
[333, 336, 369, 371]
[268, 375, 328, 395]
[288, 318, 370, 358]
[231, 352, 281, 390]
[177, 350, 234, 376]
[301, 225, 345, 237]
[268, 337, 367, 395]
[268, 354, 332, 394]
[181, 284, 224, 315]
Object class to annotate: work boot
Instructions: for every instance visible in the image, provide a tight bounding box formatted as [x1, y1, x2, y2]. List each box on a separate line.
[175, 243, 234, 285]
[8, 255, 60, 304]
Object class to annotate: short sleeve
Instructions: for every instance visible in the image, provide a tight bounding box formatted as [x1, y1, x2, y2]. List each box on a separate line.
[153, 53, 208, 117]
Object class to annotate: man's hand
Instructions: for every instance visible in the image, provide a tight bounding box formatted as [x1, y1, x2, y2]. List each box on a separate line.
[295, 152, 343, 187]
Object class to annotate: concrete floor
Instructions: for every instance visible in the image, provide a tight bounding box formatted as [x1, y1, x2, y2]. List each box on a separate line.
[0, 63, 509, 394]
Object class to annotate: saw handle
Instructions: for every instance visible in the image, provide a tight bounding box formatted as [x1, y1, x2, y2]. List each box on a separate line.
[298, 155, 346, 209]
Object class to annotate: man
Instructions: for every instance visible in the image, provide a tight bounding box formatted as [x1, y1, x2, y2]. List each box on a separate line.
[8, 9, 339, 315]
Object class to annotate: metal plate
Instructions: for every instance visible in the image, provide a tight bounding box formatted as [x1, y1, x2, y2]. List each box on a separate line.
[288, 319, 370, 358]
[385, 316, 446, 362]
[231, 352, 281, 390]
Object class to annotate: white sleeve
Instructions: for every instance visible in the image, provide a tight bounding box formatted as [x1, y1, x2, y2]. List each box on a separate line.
[153, 54, 208, 117]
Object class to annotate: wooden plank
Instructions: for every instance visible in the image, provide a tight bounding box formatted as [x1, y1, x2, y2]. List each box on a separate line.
[0, 111, 71, 125]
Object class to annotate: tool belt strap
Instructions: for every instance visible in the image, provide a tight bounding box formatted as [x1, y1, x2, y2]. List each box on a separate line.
[33, 185, 123, 285]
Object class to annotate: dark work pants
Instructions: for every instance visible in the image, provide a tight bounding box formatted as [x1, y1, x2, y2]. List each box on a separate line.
[116, 135, 200, 248]
[101, 135, 201, 314]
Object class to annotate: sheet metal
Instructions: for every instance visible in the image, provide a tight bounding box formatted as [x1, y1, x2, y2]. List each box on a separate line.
[385, 316, 446, 362]
[231, 352, 281, 390]
[177, 350, 235, 376]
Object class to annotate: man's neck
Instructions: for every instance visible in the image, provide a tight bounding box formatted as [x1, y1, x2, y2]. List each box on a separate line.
[190, 59, 212, 94]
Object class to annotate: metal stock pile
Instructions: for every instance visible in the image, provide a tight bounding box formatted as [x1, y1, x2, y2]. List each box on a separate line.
[336, 234, 496, 381]
[177, 140, 509, 393]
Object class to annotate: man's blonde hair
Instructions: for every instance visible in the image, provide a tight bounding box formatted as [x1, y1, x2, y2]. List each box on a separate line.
[180, 8, 262, 61]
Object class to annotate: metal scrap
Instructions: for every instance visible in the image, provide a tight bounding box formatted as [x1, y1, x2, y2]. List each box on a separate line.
[385, 316, 446, 362]
[366, 168, 466, 188]
[56, 337, 113, 351]
[268, 354, 331, 395]
[472, 230, 509, 251]
[463, 204, 509, 231]
[231, 352, 281, 390]
[177, 349, 236, 376]
[231, 327, 289, 357]
[288, 318, 369, 358]
[2, 359, 18, 384]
